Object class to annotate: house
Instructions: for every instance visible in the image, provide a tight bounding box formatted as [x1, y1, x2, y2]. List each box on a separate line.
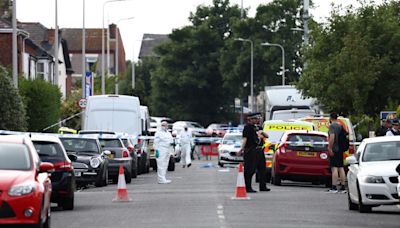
[138, 33, 169, 60]
[62, 24, 126, 85]
[0, 18, 74, 98]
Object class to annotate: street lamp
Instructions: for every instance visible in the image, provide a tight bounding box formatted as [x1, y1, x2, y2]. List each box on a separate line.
[234, 37, 254, 112]
[102, 0, 131, 95]
[114, 16, 134, 94]
[261, 42, 285, 86]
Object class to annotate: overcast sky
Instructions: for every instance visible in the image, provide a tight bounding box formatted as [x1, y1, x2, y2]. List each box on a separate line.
[16, 0, 383, 61]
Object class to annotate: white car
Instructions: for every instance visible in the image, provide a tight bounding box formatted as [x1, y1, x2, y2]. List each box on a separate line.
[346, 136, 400, 213]
[172, 121, 207, 137]
[218, 132, 243, 167]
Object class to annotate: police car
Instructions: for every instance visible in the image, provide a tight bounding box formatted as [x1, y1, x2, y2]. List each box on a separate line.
[218, 130, 243, 167]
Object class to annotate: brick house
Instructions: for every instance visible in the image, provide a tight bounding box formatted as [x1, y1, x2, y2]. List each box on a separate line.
[62, 24, 126, 85]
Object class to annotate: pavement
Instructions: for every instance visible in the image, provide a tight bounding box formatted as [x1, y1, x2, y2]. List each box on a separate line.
[51, 159, 400, 228]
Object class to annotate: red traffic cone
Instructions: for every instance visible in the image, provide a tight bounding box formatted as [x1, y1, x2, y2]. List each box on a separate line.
[232, 163, 250, 200]
[113, 165, 131, 202]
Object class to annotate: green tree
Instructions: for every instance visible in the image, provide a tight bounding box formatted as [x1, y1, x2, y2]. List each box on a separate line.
[151, 0, 241, 124]
[297, 2, 400, 116]
[60, 89, 83, 130]
[0, 66, 27, 131]
[19, 79, 62, 132]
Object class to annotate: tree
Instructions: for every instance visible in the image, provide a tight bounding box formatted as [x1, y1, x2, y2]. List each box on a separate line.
[297, 1, 400, 116]
[19, 79, 62, 132]
[0, 66, 27, 131]
[60, 89, 83, 130]
[150, 0, 241, 124]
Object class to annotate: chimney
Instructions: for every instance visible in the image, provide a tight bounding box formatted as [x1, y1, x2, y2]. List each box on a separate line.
[109, 23, 117, 39]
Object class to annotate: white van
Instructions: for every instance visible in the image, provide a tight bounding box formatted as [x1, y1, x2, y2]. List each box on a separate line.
[271, 109, 316, 120]
[83, 95, 141, 136]
[140, 106, 150, 135]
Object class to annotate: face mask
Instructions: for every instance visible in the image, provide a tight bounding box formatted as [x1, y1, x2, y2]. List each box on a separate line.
[162, 126, 168, 131]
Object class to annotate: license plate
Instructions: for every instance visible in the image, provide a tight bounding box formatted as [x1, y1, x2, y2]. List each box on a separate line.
[297, 152, 316, 157]
[74, 171, 81, 177]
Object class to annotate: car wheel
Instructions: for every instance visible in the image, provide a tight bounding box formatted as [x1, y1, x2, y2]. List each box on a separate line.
[60, 196, 74, 211]
[132, 167, 138, 179]
[347, 190, 357, 211]
[103, 168, 109, 186]
[218, 162, 224, 167]
[357, 182, 372, 213]
[272, 168, 281, 186]
[125, 169, 132, 184]
[145, 159, 150, 173]
[168, 157, 175, 171]
[95, 168, 107, 187]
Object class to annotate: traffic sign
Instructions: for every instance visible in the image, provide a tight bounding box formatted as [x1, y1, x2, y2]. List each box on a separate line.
[78, 98, 87, 109]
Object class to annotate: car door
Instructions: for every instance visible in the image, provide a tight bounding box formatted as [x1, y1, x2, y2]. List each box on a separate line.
[348, 145, 364, 203]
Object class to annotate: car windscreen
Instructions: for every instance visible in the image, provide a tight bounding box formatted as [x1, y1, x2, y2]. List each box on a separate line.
[190, 122, 204, 128]
[0, 143, 32, 170]
[33, 141, 65, 158]
[60, 138, 100, 154]
[99, 138, 123, 148]
[286, 134, 327, 152]
[362, 141, 400, 162]
[222, 135, 242, 145]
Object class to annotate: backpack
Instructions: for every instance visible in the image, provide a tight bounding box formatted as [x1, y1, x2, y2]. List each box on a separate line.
[338, 125, 349, 152]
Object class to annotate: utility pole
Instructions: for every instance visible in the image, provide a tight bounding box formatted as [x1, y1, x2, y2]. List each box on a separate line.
[54, 0, 59, 86]
[303, 0, 310, 46]
[82, 0, 86, 98]
[12, 0, 17, 88]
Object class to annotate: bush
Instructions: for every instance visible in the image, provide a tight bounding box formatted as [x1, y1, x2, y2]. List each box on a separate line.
[19, 79, 62, 132]
[60, 89, 83, 130]
[0, 66, 27, 131]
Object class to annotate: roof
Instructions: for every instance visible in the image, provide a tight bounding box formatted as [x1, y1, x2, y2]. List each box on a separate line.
[61, 28, 104, 52]
[138, 33, 169, 59]
[0, 135, 27, 144]
[0, 18, 11, 29]
[30, 134, 63, 144]
[362, 136, 400, 144]
[283, 130, 328, 136]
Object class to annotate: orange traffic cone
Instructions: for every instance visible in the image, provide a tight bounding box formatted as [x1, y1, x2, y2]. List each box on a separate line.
[232, 163, 250, 200]
[113, 165, 131, 202]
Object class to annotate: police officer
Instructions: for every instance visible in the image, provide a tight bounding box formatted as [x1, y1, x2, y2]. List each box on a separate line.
[238, 113, 271, 193]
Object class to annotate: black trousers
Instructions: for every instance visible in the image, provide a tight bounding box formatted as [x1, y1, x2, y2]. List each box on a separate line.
[244, 147, 267, 190]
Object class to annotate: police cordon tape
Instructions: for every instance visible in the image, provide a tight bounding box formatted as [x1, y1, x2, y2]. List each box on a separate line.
[0, 130, 361, 147]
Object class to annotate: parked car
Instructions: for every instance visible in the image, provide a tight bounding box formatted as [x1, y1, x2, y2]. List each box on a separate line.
[118, 133, 144, 176]
[206, 123, 229, 137]
[148, 139, 176, 172]
[59, 135, 109, 187]
[98, 134, 134, 182]
[347, 136, 400, 213]
[218, 131, 243, 167]
[271, 130, 330, 186]
[31, 134, 75, 210]
[0, 135, 53, 227]
[397, 164, 400, 203]
[172, 121, 207, 137]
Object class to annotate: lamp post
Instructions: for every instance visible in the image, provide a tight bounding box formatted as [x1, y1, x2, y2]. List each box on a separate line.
[54, 0, 59, 86]
[261, 42, 285, 86]
[102, 0, 131, 95]
[114, 16, 134, 94]
[82, 0, 86, 98]
[12, 0, 17, 88]
[234, 38, 254, 112]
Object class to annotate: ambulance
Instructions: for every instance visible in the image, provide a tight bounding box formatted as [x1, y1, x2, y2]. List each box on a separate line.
[262, 120, 315, 182]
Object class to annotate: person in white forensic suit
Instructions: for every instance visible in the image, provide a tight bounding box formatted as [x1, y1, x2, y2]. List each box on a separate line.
[154, 121, 174, 184]
[179, 126, 192, 168]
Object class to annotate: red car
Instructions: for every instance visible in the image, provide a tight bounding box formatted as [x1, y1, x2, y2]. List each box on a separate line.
[271, 130, 331, 186]
[0, 135, 53, 227]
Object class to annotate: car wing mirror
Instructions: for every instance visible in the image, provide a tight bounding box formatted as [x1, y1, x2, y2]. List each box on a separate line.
[346, 156, 358, 165]
[39, 162, 55, 173]
[103, 150, 111, 156]
[68, 154, 78, 162]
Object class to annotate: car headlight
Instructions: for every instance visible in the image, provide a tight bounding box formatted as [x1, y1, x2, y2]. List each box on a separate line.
[90, 157, 101, 168]
[8, 182, 36, 196]
[361, 176, 385, 184]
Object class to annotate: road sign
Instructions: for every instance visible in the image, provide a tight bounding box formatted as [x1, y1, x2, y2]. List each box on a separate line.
[85, 71, 93, 98]
[78, 98, 87, 109]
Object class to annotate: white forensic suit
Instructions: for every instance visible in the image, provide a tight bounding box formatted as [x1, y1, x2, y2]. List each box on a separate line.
[154, 128, 174, 183]
[179, 129, 192, 167]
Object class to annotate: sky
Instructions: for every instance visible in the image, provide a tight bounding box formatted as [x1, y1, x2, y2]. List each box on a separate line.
[16, 0, 383, 61]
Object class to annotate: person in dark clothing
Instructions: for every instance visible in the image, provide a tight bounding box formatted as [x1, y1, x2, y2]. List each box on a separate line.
[238, 113, 271, 193]
[375, 119, 391, 136]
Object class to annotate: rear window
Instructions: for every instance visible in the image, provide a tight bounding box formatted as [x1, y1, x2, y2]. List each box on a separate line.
[362, 141, 400, 162]
[121, 139, 129, 147]
[286, 134, 327, 151]
[33, 141, 65, 158]
[0, 143, 32, 170]
[60, 138, 100, 154]
[99, 139, 123, 148]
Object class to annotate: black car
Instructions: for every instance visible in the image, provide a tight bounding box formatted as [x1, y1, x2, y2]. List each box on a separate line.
[98, 136, 133, 183]
[31, 134, 75, 210]
[59, 135, 109, 188]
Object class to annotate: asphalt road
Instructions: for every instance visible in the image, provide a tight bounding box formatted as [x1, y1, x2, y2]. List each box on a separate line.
[52, 160, 400, 228]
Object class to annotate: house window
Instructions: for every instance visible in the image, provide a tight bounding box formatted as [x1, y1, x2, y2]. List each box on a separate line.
[37, 62, 45, 80]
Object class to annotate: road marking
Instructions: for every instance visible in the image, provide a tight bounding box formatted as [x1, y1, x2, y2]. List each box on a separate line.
[217, 204, 228, 228]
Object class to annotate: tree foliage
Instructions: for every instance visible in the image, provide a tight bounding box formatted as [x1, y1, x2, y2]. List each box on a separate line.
[19, 79, 62, 132]
[60, 89, 82, 130]
[0, 66, 27, 131]
[297, 1, 400, 116]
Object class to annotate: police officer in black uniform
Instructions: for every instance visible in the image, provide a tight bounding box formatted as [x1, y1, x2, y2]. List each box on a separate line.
[238, 113, 271, 193]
